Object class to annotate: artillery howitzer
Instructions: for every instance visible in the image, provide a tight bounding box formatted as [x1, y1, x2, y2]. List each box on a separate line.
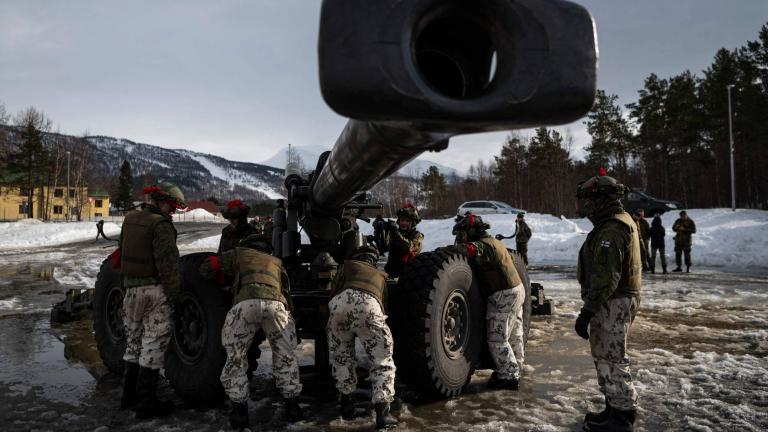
[91, 0, 596, 405]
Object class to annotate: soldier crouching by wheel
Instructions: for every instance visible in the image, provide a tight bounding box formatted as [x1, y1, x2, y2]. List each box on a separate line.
[219, 199, 258, 254]
[327, 245, 398, 429]
[451, 212, 525, 390]
[199, 234, 303, 429]
[574, 173, 641, 432]
[384, 204, 423, 279]
[119, 182, 186, 418]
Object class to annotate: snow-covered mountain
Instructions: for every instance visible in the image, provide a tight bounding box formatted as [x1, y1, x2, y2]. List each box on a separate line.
[0, 125, 285, 201]
[88, 136, 285, 200]
[260, 144, 459, 178]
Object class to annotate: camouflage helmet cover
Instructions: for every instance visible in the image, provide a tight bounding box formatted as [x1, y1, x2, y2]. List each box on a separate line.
[452, 211, 490, 236]
[222, 199, 250, 220]
[576, 169, 626, 201]
[143, 182, 186, 209]
[239, 233, 273, 253]
[350, 244, 379, 267]
[396, 203, 421, 225]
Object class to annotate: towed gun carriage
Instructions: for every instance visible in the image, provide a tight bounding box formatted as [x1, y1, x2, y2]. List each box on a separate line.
[91, 0, 597, 404]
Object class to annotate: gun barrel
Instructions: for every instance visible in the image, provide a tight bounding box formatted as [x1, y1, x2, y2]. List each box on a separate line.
[311, 120, 449, 214]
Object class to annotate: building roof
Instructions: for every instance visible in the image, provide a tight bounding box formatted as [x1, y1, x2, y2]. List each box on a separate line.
[88, 187, 110, 197]
[186, 200, 220, 214]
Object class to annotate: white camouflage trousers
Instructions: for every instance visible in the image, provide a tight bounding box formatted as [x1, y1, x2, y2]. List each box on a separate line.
[590, 296, 639, 410]
[327, 289, 396, 403]
[486, 283, 525, 380]
[220, 299, 302, 403]
[122, 284, 173, 370]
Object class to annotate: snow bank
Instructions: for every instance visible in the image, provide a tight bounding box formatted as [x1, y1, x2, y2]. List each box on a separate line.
[175, 208, 225, 223]
[0, 220, 121, 250]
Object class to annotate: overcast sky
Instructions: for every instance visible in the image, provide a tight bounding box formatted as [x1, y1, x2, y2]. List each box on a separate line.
[1, 1, 766, 172]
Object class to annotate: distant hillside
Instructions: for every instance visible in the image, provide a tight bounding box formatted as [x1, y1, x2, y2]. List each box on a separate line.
[1, 126, 285, 201]
[261, 144, 459, 178]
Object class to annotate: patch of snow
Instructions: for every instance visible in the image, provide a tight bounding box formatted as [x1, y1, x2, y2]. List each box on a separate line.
[0, 221, 121, 250]
[176, 208, 225, 223]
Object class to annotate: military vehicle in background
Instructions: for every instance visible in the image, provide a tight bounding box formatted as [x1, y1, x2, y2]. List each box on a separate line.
[92, 0, 597, 405]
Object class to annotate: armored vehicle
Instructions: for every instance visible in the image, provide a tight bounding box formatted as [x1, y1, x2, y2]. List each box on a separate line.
[92, 0, 597, 405]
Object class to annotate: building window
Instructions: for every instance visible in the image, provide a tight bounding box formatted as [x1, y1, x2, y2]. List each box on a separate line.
[69, 189, 76, 198]
[95, 199, 103, 208]
[95, 213, 103, 217]
[54, 188, 64, 197]
[18, 203, 28, 214]
[53, 205, 63, 214]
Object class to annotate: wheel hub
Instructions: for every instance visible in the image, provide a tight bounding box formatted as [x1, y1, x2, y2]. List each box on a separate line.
[441, 290, 469, 359]
[106, 285, 125, 343]
[173, 294, 207, 363]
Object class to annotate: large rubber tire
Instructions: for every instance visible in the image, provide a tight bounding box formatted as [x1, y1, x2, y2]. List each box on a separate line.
[389, 250, 484, 398]
[164, 252, 231, 406]
[164, 252, 265, 406]
[93, 258, 126, 375]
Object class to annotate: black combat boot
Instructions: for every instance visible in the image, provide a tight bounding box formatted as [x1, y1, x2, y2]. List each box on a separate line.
[120, 362, 139, 409]
[584, 408, 636, 432]
[662, 266, 668, 274]
[583, 397, 610, 425]
[374, 402, 399, 429]
[284, 397, 304, 422]
[488, 372, 519, 390]
[229, 401, 249, 429]
[339, 393, 355, 419]
[135, 366, 175, 419]
[686, 266, 691, 273]
[672, 267, 682, 272]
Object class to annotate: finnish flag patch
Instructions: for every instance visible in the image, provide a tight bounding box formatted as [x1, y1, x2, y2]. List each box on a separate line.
[600, 240, 611, 248]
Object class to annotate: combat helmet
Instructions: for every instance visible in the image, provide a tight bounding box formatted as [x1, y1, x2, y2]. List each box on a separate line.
[143, 182, 187, 209]
[239, 233, 273, 253]
[350, 244, 379, 267]
[452, 211, 490, 241]
[222, 199, 250, 220]
[396, 203, 421, 225]
[576, 168, 626, 216]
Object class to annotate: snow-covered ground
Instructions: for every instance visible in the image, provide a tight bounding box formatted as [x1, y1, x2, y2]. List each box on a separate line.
[0, 209, 766, 430]
[0, 219, 121, 249]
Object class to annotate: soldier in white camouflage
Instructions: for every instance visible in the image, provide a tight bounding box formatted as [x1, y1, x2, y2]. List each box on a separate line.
[452, 212, 525, 390]
[327, 245, 398, 429]
[575, 172, 642, 432]
[118, 182, 186, 419]
[199, 233, 303, 429]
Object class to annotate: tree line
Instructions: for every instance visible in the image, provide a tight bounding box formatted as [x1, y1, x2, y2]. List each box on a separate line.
[417, 22, 768, 218]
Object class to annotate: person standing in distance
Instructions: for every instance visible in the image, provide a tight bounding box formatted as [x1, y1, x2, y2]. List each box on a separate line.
[574, 172, 642, 432]
[513, 212, 532, 266]
[672, 210, 696, 273]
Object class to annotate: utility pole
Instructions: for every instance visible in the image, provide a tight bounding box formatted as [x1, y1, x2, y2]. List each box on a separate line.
[726, 85, 735, 212]
[66, 151, 71, 221]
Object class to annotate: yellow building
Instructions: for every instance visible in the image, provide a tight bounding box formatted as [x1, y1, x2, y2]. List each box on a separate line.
[0, 185, 111, 221]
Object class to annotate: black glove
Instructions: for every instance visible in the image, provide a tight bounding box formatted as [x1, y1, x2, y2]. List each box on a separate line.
[574, 308, 594, 340]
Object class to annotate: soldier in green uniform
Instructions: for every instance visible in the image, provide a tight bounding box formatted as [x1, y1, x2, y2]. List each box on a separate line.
[384, 204, 424, 278]
[327, 245, 398, 429]
[118, 182, 186, 418]
[218, 199, 258, 254]
[574, 174, 641, 432]
[632, 209, 651, 272]
[199, 234, 303, 429]
[672, 210, 696, 272]
[514, 212, 532, 265]
[452, 212, 525, 390]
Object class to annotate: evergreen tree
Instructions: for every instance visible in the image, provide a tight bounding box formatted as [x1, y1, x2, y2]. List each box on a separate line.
[117, 159, 133, 213]
[585, 90, 634, 178]
[14, 108, 51, 218]
[420, 165, 447, 216]
[493, 133, 528, 208]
